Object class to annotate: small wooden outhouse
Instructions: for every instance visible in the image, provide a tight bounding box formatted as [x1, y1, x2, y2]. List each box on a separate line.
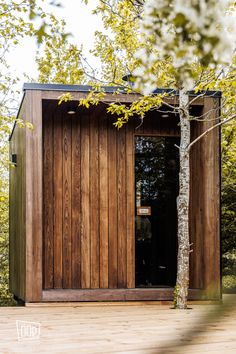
[9, 83, 221, 303]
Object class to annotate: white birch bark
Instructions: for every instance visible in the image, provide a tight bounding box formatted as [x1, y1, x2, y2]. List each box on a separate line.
[175, 88, 191, 309]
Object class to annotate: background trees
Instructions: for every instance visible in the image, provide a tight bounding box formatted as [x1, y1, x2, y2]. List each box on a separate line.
[0, 0, 40, 305]
[222, 122, 236, 291]
[0, 0, 64, 305]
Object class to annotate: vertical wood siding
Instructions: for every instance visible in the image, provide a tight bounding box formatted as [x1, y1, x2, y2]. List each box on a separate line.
[9, 122, 26, 299]
[71, 113, 81, 288]
[43, 101, 220, 293]
[189, 100, 220, 296]
[9, 92, 221, 302]
[43, 104, 181, 289]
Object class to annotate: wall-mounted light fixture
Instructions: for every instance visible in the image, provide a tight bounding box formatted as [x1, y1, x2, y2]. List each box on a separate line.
[12, 153, 17, 166]
[67, 103, 77, 115]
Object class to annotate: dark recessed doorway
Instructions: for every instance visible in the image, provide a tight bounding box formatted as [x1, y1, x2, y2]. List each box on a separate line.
[135, 136, 180, 288]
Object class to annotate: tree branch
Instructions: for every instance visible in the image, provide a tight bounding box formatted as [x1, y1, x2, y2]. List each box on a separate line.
[188, 115, 236, 151]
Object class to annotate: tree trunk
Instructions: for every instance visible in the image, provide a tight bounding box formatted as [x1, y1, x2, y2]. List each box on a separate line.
[175, 88, 191, 309]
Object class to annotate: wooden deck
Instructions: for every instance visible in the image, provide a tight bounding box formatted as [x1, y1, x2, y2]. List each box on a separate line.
[0, 296, 236, 353]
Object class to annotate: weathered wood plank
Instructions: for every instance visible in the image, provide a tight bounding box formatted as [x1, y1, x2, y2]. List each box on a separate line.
[108, 120, 118, 288]
[189, 119, 204, 289]
[53, 108, 63, 289]
[43, 105, 54, 289]
[9, 116, 26, 299]
[3, 299, 235, 354]
[42, 288, 210, 302]
[62, 111, 72, 288]
[25, 90, 43, 301]
[71, 112, 81, 289]
[90, 109, 100, 289]
[99, 112, 109, 288]
[126, 123, 135, 289]
[41, 90, 205, 106]
[81, 114, 91, 289]
[202, 97, 221, 298]
[117, 126, 127, 288]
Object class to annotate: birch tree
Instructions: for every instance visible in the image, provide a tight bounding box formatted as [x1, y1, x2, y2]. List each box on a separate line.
[133, 0, 236, 308]
[46, 0, 236, 308]
[79, 0, 236, 309]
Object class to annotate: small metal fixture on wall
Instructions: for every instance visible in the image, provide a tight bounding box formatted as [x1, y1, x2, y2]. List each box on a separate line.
[11, 153, 17, 166]
[67, 103, 77, 115]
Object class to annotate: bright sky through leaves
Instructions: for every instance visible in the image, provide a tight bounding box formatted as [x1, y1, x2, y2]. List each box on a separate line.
[7, 0, 102, 85]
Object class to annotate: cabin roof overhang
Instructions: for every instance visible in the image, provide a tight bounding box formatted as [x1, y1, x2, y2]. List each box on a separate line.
[22, 82, 221, 97]
[10, 82, 221, 141]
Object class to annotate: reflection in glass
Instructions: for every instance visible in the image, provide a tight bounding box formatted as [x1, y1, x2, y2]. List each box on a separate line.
[135, 136, 180, 288]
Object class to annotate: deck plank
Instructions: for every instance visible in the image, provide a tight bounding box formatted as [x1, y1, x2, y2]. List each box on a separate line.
[0, 296, 235, 353]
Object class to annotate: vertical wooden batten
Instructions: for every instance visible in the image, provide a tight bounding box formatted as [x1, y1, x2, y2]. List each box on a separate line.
[108, 119, 118, 288]
[9, 101, 27, 300]
[71, 110, 81, 289]
[117, 126, 127, 288]
[62, 107, 72, 288]
[202, 96, 221, 299]
[189, 118, 204, 289]
[43, 101, 54, 289]
[25, 90, 43, 301]
[90, 109, 100, 289]
[126, 122, 135, 289]
[80, 114, 91, 289]
[53, 107, 63, 289]
[99, 113, 109, 288]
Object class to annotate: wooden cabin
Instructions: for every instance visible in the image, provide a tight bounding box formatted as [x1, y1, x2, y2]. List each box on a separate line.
[9, 83, 221, 303]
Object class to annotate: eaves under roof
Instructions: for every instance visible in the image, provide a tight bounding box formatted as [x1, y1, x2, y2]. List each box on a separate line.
[23, 82, 221, 97]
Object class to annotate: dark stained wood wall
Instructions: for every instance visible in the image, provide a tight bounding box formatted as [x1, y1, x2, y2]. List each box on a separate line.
[9, 90, 43, 302]
[9, 90, 220, 302]
[9, 118, 26, 300]
[201, 97, 221, 297]
[42, 101, 180, 290]
[10, 91, 43, 302]
[189, 97, 221, 293]
[189, 118, 205, 289]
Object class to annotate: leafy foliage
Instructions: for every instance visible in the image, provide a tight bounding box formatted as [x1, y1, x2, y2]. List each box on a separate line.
[134, 0, 236, 93]
[0, 0, 64, 306]
[222, 275, 236, 291]
[91, 0, 142, 84]
[222, 122, 236, 278]
[0, 1, 41, 306]
[36, 18, 85, 84]
[0, 148, 16, 306]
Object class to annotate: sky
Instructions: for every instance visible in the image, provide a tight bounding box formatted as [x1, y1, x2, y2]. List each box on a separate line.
[7, 0, 102, 84]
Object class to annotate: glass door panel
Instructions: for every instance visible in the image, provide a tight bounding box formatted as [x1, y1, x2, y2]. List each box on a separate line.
[135, 136, 180, 288]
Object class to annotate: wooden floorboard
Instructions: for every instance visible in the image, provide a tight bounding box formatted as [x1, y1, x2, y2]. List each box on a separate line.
[0, 295, 235, 353]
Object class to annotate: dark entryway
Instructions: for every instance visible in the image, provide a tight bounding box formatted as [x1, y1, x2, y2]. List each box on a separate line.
[135, 136, 180, 288]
